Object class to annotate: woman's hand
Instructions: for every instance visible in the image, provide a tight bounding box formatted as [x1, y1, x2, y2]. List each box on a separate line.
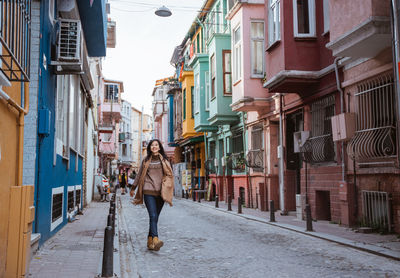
[130, 189, 135, 197]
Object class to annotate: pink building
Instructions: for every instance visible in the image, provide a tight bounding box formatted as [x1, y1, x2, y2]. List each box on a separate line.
[152, 78, 175, 159]
[98, 79, 124, 176]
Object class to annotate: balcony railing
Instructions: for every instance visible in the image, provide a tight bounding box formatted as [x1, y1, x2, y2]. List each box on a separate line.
[227, 152, 246, 172]
[246, 149, 264, 171]
[0, 0, 31, 82]
[300, 135, 335, 164]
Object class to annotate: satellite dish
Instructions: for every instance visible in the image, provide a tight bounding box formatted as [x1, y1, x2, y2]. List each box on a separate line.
[155, 5, 172, 17]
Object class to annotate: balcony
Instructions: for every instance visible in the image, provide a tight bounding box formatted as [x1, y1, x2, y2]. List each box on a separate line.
[326, 17, 391, 61]
[101, 102, 121, 121]
[0, 0, 31, 82]
[98, 122, 114, 133]
[99, 142, 117, 156]
[107, 19, 116, 48]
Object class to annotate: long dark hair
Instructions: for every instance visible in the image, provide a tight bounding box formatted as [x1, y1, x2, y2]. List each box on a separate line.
[145, 139, 168, 161]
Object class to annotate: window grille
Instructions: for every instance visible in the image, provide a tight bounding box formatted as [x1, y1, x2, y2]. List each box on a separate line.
[301, 95, 335, 163]
[76, 189, 81, 208]
[52, 193, 63, 222]
[347, 75, 397, 165]
[229, 132, 245, 172]
[248, 125, 264, 171]
[67, 191, 74, 211]
[105, 84, 119, 102]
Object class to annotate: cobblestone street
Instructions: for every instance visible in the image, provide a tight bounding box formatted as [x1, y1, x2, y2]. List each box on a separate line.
[118, 196, 400, 278]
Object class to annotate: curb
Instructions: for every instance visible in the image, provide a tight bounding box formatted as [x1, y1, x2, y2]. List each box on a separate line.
[180, 198, 400, 261]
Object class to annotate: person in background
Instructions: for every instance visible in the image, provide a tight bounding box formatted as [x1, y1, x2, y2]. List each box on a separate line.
[130, 139, 174, 251]
[120, 172, 127, 195]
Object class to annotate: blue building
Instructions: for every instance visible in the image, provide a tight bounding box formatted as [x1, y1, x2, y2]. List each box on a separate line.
[32, 0, 108, 244]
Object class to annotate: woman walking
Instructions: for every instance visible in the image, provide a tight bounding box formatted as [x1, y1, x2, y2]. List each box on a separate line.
[130, 139, 174, 251]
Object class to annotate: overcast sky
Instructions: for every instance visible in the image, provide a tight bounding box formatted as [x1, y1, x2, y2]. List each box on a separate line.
[102, 0, 204, 115]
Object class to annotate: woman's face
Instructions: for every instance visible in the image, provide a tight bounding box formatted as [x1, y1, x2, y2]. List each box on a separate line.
[150, 141, 160, 155]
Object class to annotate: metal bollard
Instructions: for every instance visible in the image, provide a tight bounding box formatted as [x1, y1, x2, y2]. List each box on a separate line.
[215, 195, 219, 208]
[227, 195, 232, 211]
[238, 197, 242, 214]
[198, 192, 201, 203]
[185, 191, 189, 199]
[182, 190, 184, 198]
[101, 226, 114, 277]
[193, 190, 196, 201]
[109, 206, 114, 216]
[305, 204, 313, 232]
[269, 200, 276, 222]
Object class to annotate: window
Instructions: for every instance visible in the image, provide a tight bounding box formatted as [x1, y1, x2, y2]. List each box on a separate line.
[56, 75, 70, 157]
[250, 125, 264, 172]
[251, 21, 265, 77]
[306, 95, 335, 163]
[233, 26, 241, 82]
[232, 132, 244, 154]
[51, 186, 63, 231]
[101, 133, 112, 142]
[223, 50, 232, 94]
[195, 73, 200, 113]
[191, 86, 194, 118]
[49, 0, 55, 23]
[348, 75, 397, 164]
[183, 88, 186, 120]
[122, 144, 127, 156]
[323, 0, 330, 33]
[69, 76, 77, 151]
[293, 0, 316, 37]
[210, 55, 216, 99]
[205, 71, 210, 110]
[105, 84, 119, 102]
[268, 0, 281, 45]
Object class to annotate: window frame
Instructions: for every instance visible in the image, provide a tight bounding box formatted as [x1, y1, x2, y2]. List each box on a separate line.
[233, 25, 242, 83]
[222, 50, 232, 95]
[210, 54, 216, 99]
[191, 86, 194, 118]
[268, 0, 281, 46]
[323, 0, 330, 34]
[195, 73, 200, 114]
[293, 0, 316, 38]
[250, 20, 265, 78]
[205, 71, 210, 111]
[183, 88, 186, 120]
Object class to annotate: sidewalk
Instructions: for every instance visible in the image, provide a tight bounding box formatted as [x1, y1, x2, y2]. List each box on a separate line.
[181, 197, 400, 261]
[28, 201, 120, 278]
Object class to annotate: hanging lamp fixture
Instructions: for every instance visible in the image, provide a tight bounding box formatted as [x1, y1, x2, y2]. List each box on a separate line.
[155, 5, 172, 17]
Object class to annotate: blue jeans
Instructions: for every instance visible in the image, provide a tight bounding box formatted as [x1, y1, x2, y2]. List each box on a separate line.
[143, 194, 164, 237]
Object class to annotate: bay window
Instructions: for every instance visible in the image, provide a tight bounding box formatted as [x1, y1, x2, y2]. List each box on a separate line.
[205, 71, 210, 110]
[210, 55, 216, 99]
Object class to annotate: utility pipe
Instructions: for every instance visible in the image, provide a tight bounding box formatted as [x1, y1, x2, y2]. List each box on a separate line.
[278, 94, 285, 213]
[391, 0, 400, 167]
[334, 57, 345, 181]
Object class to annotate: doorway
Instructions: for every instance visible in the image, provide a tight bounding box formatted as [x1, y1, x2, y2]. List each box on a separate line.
[316, 190, 331, 220]
[285, 110, 303, 211]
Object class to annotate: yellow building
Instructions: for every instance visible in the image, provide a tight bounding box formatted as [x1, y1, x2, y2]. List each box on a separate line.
[0, 3, 34, 277]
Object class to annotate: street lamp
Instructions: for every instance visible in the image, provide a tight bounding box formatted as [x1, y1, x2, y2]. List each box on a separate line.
[155, 5, 172, 17]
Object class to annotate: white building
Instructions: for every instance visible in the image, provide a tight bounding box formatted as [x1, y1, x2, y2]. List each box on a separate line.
[119, 100, 134, 174]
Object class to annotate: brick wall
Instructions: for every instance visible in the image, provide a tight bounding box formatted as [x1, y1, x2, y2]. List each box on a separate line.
[23, 0, 40, 186]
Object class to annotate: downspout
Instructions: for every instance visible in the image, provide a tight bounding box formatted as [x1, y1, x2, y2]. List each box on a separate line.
[334, 57, 345, 181]
[278, 93, 285, 213]
[391, 0, 400, 167]
[263, 118, 268, 211]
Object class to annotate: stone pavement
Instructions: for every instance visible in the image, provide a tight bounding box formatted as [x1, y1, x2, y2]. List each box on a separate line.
[185, 197, 400, 261]
[28, 201, 120, 278]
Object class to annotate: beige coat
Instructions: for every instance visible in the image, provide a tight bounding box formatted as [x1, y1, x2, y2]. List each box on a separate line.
[131, 154, 174, 206]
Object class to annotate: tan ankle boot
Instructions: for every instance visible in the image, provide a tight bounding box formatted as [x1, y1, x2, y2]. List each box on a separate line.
[147, 236, 154, 250]
[152, 237, 163, 251]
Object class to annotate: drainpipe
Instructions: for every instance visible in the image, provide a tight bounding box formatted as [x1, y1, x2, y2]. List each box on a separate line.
[334, 57, 345, 181]
[391, 0, 400, 167]
[263, 118, 268, 211]
[278, 94, 285, 213]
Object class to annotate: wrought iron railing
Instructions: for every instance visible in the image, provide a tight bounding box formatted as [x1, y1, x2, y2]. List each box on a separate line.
[300, 134, 335, 163]
[347, 75, 397, 165]
[246, 149, 264, 171]
[227, 152, 246, 172]
[361, 190, 392, 232]
[0, 0, 31, 81]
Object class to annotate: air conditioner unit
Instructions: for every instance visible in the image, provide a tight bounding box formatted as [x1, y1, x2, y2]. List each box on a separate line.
[293, 131, 310, 153]
[331, 113, 356, 142]
[51, 19, 83, 74]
